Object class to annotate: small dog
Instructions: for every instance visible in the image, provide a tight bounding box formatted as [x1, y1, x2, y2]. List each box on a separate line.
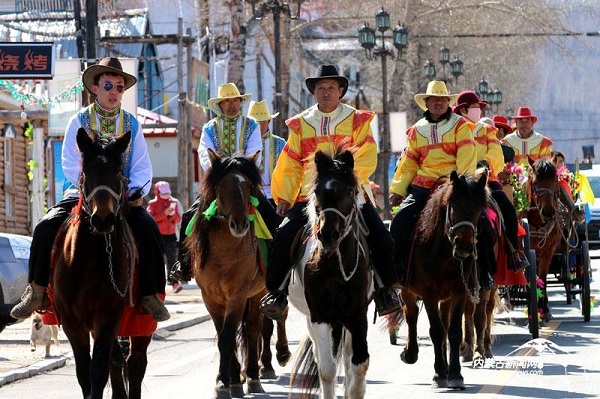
[30, 312, 59, 357]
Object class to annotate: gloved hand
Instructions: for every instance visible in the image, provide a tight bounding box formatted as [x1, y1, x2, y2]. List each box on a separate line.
[127, 190, 143, 207]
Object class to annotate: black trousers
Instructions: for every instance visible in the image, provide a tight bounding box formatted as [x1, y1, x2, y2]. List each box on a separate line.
[489, 181, 519, 252]
[162, 234, 178, 285]
[29, 197, 166, 296]
[389, 185, 431, 267]
[265, 201, 397, 292]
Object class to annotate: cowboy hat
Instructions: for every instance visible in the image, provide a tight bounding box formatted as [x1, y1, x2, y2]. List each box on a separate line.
[207, 83, 252, 116]
[492, 115, 514, 133]
[512, 107, 538, 124]
[82, 57, 137, 93]
[453, 90, 487, 113]
[305, 64, 349, 98]
[247, 100, 279, 121]
[414, 80, 458, 111]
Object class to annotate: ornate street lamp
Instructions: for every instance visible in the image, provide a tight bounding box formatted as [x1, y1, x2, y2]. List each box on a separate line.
[246, 0, 301, 135]
[449, 56, 463, 81]
[423, 48, 463, 84]
[423, 59, 436, 80]
[478, 77, 489, 101]
[358, 6, 407, 219]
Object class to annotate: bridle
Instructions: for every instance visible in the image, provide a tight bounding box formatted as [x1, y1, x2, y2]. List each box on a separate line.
[444, 203, 477, 255]
[80, 174, 126, 222]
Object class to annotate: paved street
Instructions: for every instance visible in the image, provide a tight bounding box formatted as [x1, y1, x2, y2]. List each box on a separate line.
[1, 254, 599, 398]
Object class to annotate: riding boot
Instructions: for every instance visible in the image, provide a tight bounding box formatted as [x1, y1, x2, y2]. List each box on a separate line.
[260, 289, 288, 321]
[170, 251, 192, 283]
[509, 250, 529, 273]
[373, 286, 402, 316]
[10, 282, 50, 319]
[140, 295, 171, 322]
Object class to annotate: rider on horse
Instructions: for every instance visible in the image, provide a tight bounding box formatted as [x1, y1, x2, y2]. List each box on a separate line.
[11, 58, 170, 322]
[260, 64, 401, 320]
[502, 107, 553, 166]
[389, 81, 477, 285]
[454, 91, 530, 273]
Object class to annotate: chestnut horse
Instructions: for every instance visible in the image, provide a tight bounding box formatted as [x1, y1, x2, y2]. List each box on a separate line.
[186, 149, 267, 399]
[289, 148, 373, 399]
[400, 171, 488, 390]
[522, 158, 562, 323]
[52, 128, 151, 399]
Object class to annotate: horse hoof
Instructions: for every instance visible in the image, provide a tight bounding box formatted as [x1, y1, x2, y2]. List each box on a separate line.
[400, 349, 417, 364]
[214, 382, 231, 399]
[543, 312, 553, 323]
[484, 350, 494, 359]
[431, 377, 448, 389]
[277, 350, 292, 367]
[246, 379, 265, 394]
[230, 383, 245, 398]
[260, 366, 277, 380]
[462, 352, 474, 362]
[448, 378, 466, 390]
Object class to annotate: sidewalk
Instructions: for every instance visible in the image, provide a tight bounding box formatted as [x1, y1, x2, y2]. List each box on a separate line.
[0, 283, 209, 387]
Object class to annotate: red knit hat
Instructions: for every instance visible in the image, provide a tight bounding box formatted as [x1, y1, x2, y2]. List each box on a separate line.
[492, 115, 513, 133]
[453, 90, 487, 114]
[512, 107, 538, 124]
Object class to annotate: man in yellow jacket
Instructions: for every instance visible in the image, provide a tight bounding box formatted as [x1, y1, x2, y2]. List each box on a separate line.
[260, 65, 400, 320]
[502, 107, 553, 165]
[389, 81, 476, 284]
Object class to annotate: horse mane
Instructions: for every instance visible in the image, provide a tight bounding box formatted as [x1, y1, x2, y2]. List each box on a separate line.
[531, 158, 557, 181]
[80, 133, 126, 171]
[187, 153, 263, 269]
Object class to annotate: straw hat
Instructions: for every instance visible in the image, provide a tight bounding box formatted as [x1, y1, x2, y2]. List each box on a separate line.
[247, 100, 279, 121]
[82, 57, 137, 93]
[414, 80, 458, 111]
[207, 83, 252, 115]
[512, 107, 538, 124]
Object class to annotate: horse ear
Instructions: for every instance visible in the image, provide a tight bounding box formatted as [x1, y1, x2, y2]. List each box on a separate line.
[315, 151, 332, 174]
[450, 170, 459, 182]
[247, 150, 261, 165]
[477, 170, 488, 187]
[114, 131, 132, 155]
[207, 148, 220, 166]
[76, 128, 93, 152]
[339, 150, 354, 170]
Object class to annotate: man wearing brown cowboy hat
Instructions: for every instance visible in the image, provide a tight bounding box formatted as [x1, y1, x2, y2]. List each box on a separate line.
[502, 107, 553, 165]
[389, 81, 477, 285]
[259, 64, 401, 320]
[11, 57, 170, 322]
[171, 83, 276, 283]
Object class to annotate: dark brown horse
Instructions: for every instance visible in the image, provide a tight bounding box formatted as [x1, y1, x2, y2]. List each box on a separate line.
[400, 171, 488, 390]
[186, 149, 267, 399]
[289, 148, 372, 399]
[52, 128, 151, 399]
[522, 158, 562, 323]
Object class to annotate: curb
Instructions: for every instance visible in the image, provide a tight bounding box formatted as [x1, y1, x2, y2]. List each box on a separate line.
[0, 313, 210, 388]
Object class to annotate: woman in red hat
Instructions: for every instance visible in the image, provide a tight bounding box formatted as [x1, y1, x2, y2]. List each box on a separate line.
[502, 107, 553, 165]
[454, 91, 529, 273]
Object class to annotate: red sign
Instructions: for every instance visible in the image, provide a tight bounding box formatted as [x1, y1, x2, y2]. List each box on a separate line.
[0, 42, 54, 79]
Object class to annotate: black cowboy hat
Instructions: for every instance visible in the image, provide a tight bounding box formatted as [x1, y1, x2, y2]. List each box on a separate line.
[82, 57, 137, 93]
[305, 64, 349, 99]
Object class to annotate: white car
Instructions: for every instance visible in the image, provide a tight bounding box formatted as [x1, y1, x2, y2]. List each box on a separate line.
[0, 232, 32, 333]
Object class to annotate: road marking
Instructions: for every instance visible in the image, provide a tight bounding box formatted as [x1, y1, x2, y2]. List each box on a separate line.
[475, 320, 560, 397]
[146, 346, 217, 376]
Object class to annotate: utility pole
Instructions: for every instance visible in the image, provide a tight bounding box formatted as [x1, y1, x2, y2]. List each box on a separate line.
[186, 27, 195, 208]
[73, 0, 84, 60]
[85, 0, 98, 61]
[177, 18, 190, 208]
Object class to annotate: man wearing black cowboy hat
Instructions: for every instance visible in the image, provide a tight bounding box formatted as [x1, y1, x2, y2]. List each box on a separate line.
[11, 57, 170, 322]
[259, 64, 401, 320]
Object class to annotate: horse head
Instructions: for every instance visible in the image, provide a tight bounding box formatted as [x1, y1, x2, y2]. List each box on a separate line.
[206, 148, 262, 238]
[311, 148, 359, 252]
[445, 171, 488, 260]
[77, 128, 129, 234]
[528, 158, 558, 224]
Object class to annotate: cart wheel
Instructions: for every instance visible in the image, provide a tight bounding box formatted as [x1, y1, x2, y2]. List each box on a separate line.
[581, 241, 591, 322]
[564, 252, 573, 305]
[528, 249, 539, 339]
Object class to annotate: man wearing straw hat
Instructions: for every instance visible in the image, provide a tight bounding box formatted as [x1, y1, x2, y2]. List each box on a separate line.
[502, 107, 553, 165]
[172, 83, 269, 283]
[11, 57, 170, 321]
[259, 64, 401, 320]
[389, 80, 477, 285]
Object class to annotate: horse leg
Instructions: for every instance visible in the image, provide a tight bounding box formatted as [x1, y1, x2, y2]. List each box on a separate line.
[90, 333, 117, 399]
[244, 296, 265, 394]
[540, 272, 552, 323]
[126, 335, 152, 399]
[400, 290, 419, 364]
[344, 316, 370, 399]
[62, 323, 93, 397]
[109, 337, 128, 399]
[461, 297, 475, 362]
[447, 295, 467, 390]
[229, 355, 244, 398]
[310, 322, 337, 399]
[275, 308, 292, 366]
[484, 287, 498, 358]
[423, 296, 448, 389]
[474, 289, 491, 360]
[259, 315, 276, 379]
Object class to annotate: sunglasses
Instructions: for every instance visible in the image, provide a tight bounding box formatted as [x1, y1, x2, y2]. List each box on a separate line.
[102, 81, 125, 93]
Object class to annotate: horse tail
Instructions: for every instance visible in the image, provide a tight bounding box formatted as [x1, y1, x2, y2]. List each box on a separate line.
[290, 336, 320, 397]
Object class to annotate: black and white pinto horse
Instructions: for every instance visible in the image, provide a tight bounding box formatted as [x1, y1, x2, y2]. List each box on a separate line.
[289, 148, 373, 399]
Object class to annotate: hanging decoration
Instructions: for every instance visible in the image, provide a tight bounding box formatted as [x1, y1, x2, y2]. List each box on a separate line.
[0, 79, 84, 108]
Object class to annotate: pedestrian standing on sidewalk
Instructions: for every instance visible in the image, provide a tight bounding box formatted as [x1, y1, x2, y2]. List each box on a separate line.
[147, 181, 183, 293]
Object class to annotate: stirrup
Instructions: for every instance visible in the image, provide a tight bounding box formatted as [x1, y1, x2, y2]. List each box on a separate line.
[260, 292, 288, 321]
[374, 287, 402, 317]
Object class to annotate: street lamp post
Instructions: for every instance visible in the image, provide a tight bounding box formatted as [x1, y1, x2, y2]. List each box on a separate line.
[246, 0, 301, 137]
[424, 46, 464, 85]
[358, 7, 407, 220]
[476, 77, 503, 115]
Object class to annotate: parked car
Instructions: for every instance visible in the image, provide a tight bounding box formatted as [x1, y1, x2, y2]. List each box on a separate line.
[579, 166, 600, 246]
[0, 232, 31, 333]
